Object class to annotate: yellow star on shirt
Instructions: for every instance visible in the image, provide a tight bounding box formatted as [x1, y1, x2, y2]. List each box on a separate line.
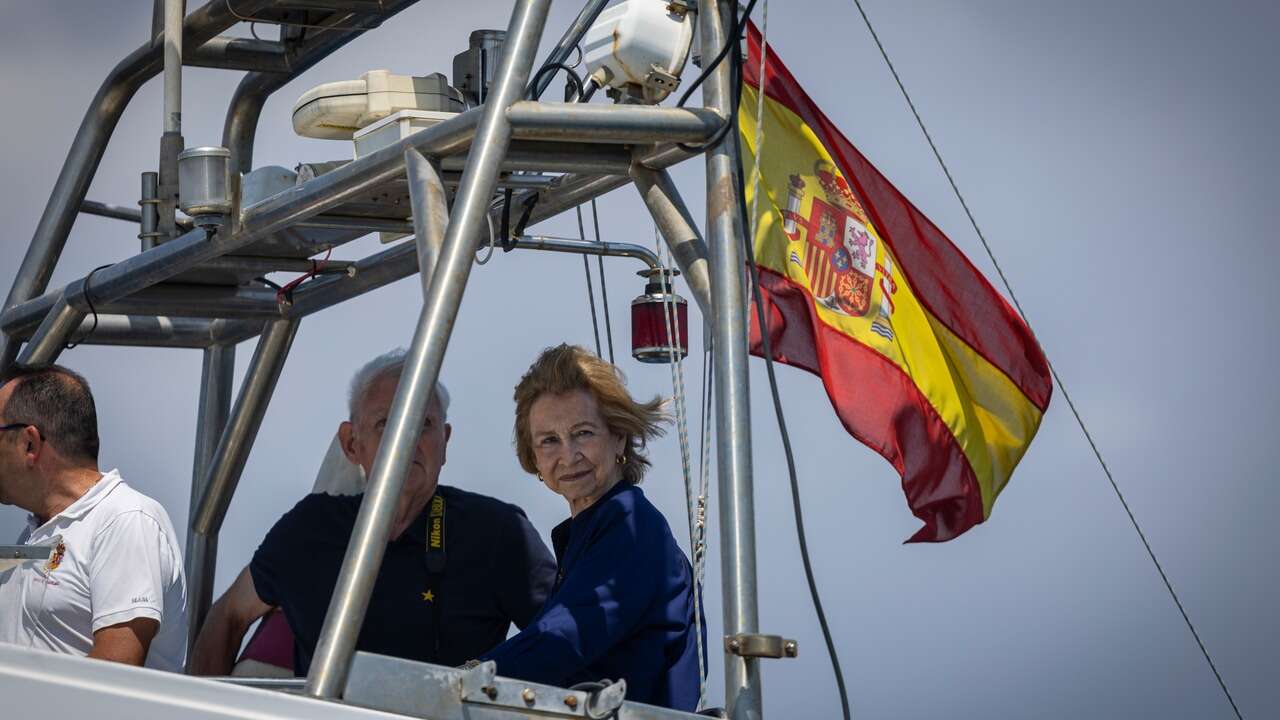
[421, 590, 435, 602]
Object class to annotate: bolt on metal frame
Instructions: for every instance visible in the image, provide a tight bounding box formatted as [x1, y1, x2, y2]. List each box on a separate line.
[0, 1, 767, 717]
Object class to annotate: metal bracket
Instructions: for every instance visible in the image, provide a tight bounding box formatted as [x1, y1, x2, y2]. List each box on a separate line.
[457, 660, 498, 701]
[644, 64, 682, 97]
[458, 660, 597, 716]
[587, 680, 627, 719]
[666, 0, 695, 17]
[724, 634, 798, 659]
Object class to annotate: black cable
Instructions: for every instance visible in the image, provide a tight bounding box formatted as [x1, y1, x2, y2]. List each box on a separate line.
[64, 264, 113, 350]
[576, 205, 604, 358]
[725, 8, 852, 717]
[676, 0, 759, 110]
[529, 61, 586, 102]
[254, 276, 284, 292]
[676, 0, 760, 153]
[569, 680, 621, 720]
[589, 199, 616, 364]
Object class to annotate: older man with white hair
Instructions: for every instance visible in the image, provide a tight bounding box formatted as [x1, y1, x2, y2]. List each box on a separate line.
[190, 350, 556, 676]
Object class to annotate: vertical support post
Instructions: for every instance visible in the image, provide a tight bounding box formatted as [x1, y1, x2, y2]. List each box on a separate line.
[186, 319, 298, 643]
[631, 165, 714, 321]
[158, 0, 186, 241]
[184, 343, 236, 656]
[701, 1, 764, 718]
[140, 171, 161, 251]
[303, 0, 550, 699]
[405, 148, 450, 297]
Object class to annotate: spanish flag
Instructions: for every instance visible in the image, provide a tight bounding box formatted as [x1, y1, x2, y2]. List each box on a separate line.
[741, 24, 1052, 542]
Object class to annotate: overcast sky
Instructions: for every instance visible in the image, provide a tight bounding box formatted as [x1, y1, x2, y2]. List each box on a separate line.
[1, 1, 1277, 718]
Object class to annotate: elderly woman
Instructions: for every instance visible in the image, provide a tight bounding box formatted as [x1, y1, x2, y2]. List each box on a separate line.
[478, 344, 703, 712]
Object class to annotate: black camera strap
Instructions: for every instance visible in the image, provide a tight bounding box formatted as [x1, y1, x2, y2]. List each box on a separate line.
[423, 494, 446, 659]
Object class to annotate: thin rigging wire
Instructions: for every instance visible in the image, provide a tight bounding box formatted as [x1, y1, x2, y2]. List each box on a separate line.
[847, 2, 1243, 718]
[590, 199, 616, 364]
[655, 228, 706, 709]
[575, 206, 604, 358]
[730, 3, 852, 716]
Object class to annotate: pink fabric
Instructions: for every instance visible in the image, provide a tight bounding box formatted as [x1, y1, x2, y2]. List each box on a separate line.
[237, 609, 295, 672]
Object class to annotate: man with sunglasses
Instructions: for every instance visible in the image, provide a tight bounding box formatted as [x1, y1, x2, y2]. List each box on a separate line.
[190, 349, 556, 677]
[0, 364, 188, 670]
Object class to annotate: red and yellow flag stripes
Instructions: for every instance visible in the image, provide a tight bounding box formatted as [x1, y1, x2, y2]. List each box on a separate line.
[740, 24, 1052, 542]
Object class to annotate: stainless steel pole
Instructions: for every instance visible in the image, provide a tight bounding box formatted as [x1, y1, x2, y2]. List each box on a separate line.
[187, 319, 298, 638]
[14, 295, 85, 367]
[701, 1, 764, 717]
[0, 0, 262, 333]
[405, 148, 449, 297]
[630, 165, 713, 321]
[163, 0, 183, 136]
[10, 315, 221, 349]
[157, 0, 186, 242]
[303, 0, 550, 698]
[184, 343, 236, 655]
[506, 102, 723, 144]
[509, 235, 662, 271]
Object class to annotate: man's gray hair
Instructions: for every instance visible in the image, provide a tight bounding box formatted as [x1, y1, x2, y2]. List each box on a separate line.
[348, 348, 450, 421]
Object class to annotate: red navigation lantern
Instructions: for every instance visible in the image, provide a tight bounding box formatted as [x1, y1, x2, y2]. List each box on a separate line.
[631, 269, 688, 364]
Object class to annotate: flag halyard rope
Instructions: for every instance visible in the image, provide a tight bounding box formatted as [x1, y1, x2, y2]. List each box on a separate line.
[656, 226, 708, 709]
[576, 206, 604, 358]
[739, 2, 853, 717]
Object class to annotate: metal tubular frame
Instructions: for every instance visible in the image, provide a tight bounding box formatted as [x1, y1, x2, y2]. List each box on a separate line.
[163, 0, 184, 138]
[405, 149, 449, 295]
[3, 0, 771, 714]
[509, 235, 662, 272]
[308, 0, 550, 696]
[184, 343, 236, 655]
[631, 165, 713, 320]
[186, 319, 299, 638]
[222, 0, 424, 176]
[0, 0, 278, 370]
[14, 295, 85, 367]
[304, 0, 551, 697]
[10, 315, 228, 349]
[701, 1, 764, 717]
[81, 200, 144, 224]
[506, 103, 724, 144]
[0, 107, 720, 341]
[186, 36, 292, 74]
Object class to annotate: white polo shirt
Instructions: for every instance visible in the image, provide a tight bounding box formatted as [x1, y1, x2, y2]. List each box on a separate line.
[0, 470, 188, 671]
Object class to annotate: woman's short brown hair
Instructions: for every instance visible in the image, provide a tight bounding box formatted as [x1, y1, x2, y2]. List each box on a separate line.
[514, 344, 667, 484]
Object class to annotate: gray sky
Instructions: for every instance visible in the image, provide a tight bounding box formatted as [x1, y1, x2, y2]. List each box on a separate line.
[2, 1, 1277, 717]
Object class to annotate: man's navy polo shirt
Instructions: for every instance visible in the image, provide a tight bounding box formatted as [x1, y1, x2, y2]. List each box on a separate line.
[481, 482, 704, 711]
[250, 484, 556, 675]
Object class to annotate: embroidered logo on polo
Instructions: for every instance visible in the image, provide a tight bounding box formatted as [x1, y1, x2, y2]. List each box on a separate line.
[45, 541, 65, 572]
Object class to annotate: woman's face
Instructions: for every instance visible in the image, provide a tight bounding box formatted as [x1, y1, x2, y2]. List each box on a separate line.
[528, 388, 626, 515]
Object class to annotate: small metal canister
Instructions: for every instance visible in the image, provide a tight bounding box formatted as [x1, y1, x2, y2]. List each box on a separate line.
[177, 146, 232, 226]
